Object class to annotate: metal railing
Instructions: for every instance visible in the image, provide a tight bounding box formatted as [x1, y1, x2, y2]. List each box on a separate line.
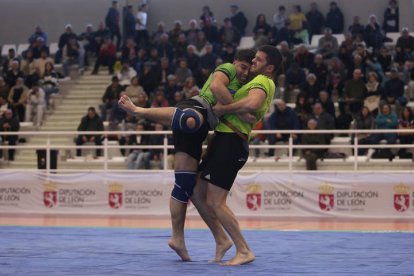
[1, 129, 414, 173]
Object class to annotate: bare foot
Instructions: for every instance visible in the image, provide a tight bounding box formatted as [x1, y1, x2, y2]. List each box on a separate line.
[209, 239, 233, 263]
[168, 239, 191, 261]
[224, 251, 255, 266]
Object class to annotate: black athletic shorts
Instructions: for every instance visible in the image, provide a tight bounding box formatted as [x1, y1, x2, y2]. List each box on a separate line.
[173, 99, 209, 161]
[200, 132, 249, 191]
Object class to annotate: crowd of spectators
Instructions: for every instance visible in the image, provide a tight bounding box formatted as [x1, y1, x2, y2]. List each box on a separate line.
[2, 0, 414, 169]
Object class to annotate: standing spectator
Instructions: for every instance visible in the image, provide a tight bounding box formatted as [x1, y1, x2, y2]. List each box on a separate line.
[265, 99, 300, 156]
[230, 5, 248, 36]
[100, 76, 123, 121]
[200, 5, 214, 25]
[306, 2, 325, 38]
[0, 109, 19, 161]
[75, 107, 104, 157]
[273, 5, 287, 31]
[364, 15, 383, 53]
[8, 77, 29, 122]
[383, 0, 399, 34]
[348, 16, 365, 40]
[301, 119, 327, 170]
[325, 1, 344, 34]
[92, 37, 116, 75]
[25, 82, 46, 128]
[105, 1, 121, 50]
[123, 5, 136, 44]
[288, 5, 309, 45]
[135, 3, 149, 48]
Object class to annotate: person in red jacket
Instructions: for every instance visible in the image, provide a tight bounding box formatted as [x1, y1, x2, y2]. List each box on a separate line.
[92, 37, 116, 75]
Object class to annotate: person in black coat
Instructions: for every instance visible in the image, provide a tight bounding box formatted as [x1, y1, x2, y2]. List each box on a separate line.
[0, 109, 19, 161]
[325, 2, 344, 34]
[75, 107, 104, 157]
[230, 5, 248, 36]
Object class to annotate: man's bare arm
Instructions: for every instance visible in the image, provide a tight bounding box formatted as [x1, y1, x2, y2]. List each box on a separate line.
[209, 71, 233, 105]
[214, 88, 267, 116]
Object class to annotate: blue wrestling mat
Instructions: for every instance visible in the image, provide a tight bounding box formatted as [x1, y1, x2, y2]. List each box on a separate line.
[0, 226, 413, 275]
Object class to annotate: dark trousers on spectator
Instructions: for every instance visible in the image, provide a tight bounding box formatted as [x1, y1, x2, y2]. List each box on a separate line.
[110, 26, 122, 50]
[75, 136, 103, 157]
[1, 135, 18, 161]
[93, 56, 115, 74]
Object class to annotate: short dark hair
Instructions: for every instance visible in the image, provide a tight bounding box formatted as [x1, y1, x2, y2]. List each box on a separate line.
[257, 45, 282, 73]
[234, 49, 255, 64]
[88, 106, 96, 112]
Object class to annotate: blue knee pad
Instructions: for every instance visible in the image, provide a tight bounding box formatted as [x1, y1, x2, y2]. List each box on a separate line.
[171, 172, 197, 203]
[171, 108, 202, 133]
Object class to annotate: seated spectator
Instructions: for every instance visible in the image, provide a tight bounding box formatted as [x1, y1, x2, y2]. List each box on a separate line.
[308, 54, 328, 87]
[100, 76, 123, 121]
[108, 92, 128, 134]
[317, 90, 335, 117]
[29, 37, 49, 60]
[253, 14, 272, 43]
[288, 5, 309, 45]
[301, 119, 326, 170]
[317, 27, 339, 59]
[185, 19, 200, 46]
[34, 49, 54, 77]
[326, 73, 344, 103]
[127, 122, 151, 169]
[116, 60, 137, 87]
[157, 58, 175, 86]
[171, 91, 185, 107]
[157, 33, 174, 62]
[125, 76, 146, 106]
[335, 106, 354, 136]
[0, 77, 10, 99]
[0, 95, 11, 118]
[394, 27, 414, 65]
[381, 67, 406, 115]
[28, 25, 48, 47]
[397, 106, 414, 157]
[163, 75, 181, 104]
[20, 49, 36, 79]
[75, 107, 104, 157]
[341, 69, 366, 116]
[181, 76, 199, 99]
[353, 106, 375, 155]
[92, 37, 116, 75]
[304, 102, 335, 143]
[370, 103, 398, 146]
[169, 20, 184, 47]
[2, 48, 17, 72]
[0, 109, 20, 161]
[278, 41, 293, 75]
[40, 62, 60, 108]
[377, 46, 392, 74]
[294, 44, 314, 70]
[175, 58, 193, 87]
[62, 37, 81, 77]
[219, 17, 241, 48]
[56, 24, 78, 64]
[265, 99, 300, 156]
[174, 33, 189, 59]
[25, 82, 46, 128]
[364, 72, 382, 115]
[294, 92, 312, 126]
[285, 63, 306, 101]
[302, 73, 323, 105]
[201, 16, 219, 46]
[151, 89, 169, 108]
[138, 62, 159, 95]
[194, 31, 209, 56]
[8, 77, 29, 122]
[78, 24, 98, 67]
[4, 60, 25, 88]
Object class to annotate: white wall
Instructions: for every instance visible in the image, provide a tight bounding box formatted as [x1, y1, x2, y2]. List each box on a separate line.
[0, 0, 413, 45]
